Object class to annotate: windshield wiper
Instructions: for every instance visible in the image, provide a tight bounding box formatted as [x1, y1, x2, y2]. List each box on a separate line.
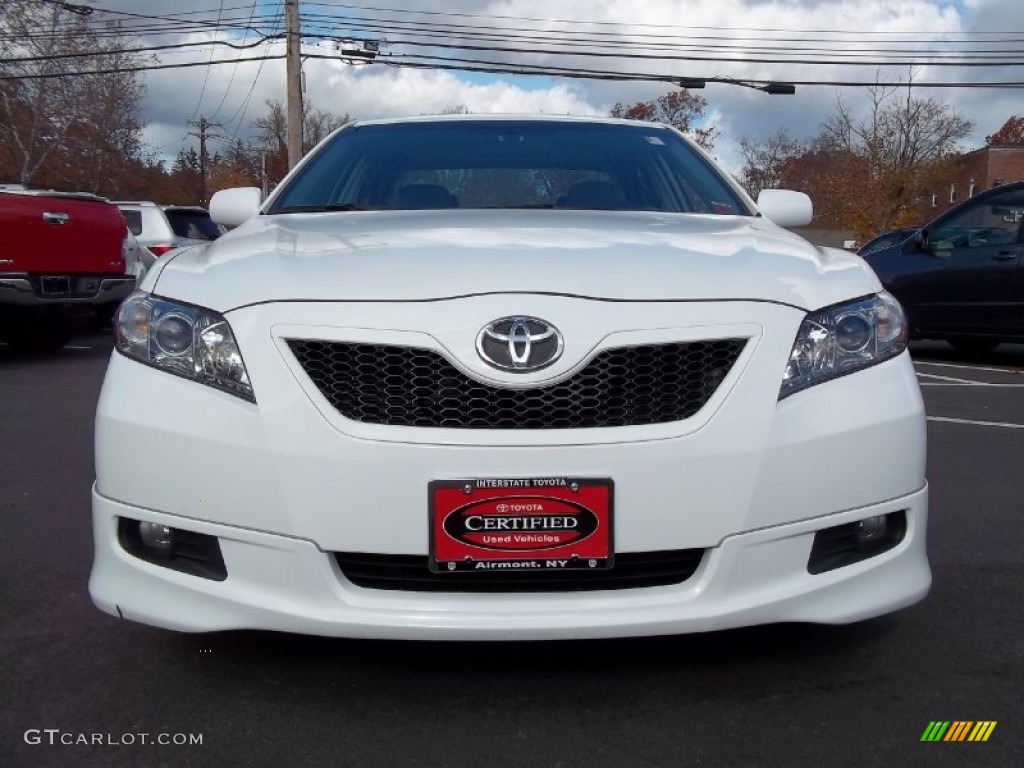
[273, 203, 378, 213]
[475, 204, 558, 209]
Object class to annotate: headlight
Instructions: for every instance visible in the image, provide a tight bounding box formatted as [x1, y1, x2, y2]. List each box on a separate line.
[115, 292, 255, 402]
[780, 291, 908, 399]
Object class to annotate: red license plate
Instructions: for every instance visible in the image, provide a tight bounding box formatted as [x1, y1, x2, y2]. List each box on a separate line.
[429, 478, 613, 573]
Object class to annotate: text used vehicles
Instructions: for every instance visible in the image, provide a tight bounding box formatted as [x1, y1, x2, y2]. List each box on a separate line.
[0, 189, 134, 352]
[90, 116, 930, 640]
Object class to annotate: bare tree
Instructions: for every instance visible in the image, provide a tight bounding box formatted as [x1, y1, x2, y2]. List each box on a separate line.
[304, 105, 349, 150]
[812, 79, 973, 235]
[737, 130, 805, 198]
[252, 99, 349, 155]
[0, 2, 148, 188]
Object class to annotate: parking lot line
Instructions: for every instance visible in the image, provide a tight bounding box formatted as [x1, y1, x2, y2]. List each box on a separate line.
[927, 416, 1024, 429]
[917, 372, 1024, 387]
[914, 361, 1022, 375]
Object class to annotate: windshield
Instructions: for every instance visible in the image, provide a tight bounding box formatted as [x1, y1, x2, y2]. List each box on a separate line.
[268, 120, 750, 216]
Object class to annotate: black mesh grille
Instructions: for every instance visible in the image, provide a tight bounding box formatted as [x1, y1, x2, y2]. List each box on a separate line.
[288, 338, 746, 429]
[334, 550, 705, 592]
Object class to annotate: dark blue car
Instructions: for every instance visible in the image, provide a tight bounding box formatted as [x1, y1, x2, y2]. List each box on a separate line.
[862, 182, 1024, 353]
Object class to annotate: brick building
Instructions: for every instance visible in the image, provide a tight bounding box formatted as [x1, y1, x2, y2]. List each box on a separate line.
[928, 145, 1024, 214]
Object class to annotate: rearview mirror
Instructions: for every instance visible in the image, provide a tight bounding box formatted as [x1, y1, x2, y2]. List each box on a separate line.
[756, 189, 813, 228]
[210, 187, 262, 228]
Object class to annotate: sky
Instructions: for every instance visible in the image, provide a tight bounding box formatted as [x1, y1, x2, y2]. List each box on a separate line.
[81, 0, 1024, 173]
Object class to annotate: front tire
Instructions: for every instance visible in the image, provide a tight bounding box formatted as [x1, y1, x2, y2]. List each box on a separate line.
[0, 307, 73, 354]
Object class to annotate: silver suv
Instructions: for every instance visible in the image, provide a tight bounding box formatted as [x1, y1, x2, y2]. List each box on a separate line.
[115, 201, 225, 269]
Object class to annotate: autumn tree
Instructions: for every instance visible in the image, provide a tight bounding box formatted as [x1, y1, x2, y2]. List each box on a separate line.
[208, 139, 262, 193]
[610, 89, 717, 150]
[0, 1, 149, 191]
[986, 115, 1024, 146]
[740, 82, 973, 237]
[815, 83, 972, 235]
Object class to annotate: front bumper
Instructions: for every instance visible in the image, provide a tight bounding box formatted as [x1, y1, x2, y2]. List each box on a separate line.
[90, 484, 929, 640]
[91, 297, 930, 639]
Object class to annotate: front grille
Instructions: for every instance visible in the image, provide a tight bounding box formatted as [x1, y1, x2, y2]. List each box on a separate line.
[288, 338, 746, 429]
[334, 550, 705, 592]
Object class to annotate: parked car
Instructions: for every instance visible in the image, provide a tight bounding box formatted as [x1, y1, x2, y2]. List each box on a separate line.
[114, 201, 225, 269]
[863, 182, 1024, 352]
[857, 227, 919, 257]
[0, 188, 135, 352]
[91, 116, 929, 640]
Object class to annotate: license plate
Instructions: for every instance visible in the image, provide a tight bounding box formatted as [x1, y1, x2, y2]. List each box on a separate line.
[40, 276, 70, 296]
[429, 477, 613, 573]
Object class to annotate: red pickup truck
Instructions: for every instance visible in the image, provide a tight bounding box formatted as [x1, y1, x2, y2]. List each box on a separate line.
[0, 189, 136, 352]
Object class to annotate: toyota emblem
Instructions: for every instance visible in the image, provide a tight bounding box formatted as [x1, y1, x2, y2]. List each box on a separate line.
[476, 316, 563, 372]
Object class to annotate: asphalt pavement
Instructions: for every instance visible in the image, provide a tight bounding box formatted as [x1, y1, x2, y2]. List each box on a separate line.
[1, 334, 1021, 768]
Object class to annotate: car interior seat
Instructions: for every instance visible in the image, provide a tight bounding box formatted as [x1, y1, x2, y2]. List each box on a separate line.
[556, 180, 628, 210]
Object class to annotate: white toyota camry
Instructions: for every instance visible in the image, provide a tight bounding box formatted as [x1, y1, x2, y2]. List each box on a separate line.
[90, 115, 930, 640]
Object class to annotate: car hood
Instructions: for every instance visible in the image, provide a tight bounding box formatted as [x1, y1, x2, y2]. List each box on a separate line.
[150, 209, 879, 312]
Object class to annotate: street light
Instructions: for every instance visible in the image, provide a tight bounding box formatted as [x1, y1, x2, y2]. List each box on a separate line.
[761, 82, 797, 95]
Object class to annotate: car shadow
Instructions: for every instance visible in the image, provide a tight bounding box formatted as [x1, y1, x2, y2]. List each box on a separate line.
[166, 617, 901, 685]
[909, 340, 1024, 369]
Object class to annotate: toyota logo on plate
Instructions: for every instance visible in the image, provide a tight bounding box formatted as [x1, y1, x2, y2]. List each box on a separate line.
[476, 316, 563, 372]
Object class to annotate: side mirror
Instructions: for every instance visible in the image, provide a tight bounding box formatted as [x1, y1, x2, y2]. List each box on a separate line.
[912, 229, 929, 250]
[210, 187, 262, 228]
[756, 189, 813, 228]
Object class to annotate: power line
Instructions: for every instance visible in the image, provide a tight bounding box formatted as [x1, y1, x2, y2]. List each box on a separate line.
[0, 54, 287, 79]
[208, 0, 262, 122]
[301, 29, 1024, 68]
[39, 0, 93, 16]
[0, 35, 280, 64]
[365, 54, 1024, 89]
[9, 6, 1022, 62]
[3, 49, 1023, 90]
[187, 0, 227, 123]
[302, 1, 1024, 37]
[3, 3, 1023, 90]
[225, 2, 285, 140]
[296, 9, 1024, 50]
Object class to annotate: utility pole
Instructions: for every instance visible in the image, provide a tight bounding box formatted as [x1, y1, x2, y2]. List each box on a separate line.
[187, 116, 222, 205]
[285, 0, 303, 170]
[261, 152, 268, 199]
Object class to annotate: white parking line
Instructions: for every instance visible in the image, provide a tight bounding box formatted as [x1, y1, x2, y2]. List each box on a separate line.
[916, 372, 1024, 387]
[927, 416, 1024, 429]
[915, 361, 1023, 375]
[63, 345, 92, 350]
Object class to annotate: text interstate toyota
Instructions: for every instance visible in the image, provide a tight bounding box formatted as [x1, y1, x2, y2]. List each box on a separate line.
[90, 116, 930, 640]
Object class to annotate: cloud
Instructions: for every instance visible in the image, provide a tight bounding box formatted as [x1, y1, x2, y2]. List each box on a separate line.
[100, 0, 1020, 170]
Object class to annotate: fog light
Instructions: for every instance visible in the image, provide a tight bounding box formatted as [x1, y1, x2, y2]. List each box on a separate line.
[138, 521, 174, 554]
[807, 510, 907, 574]
[854, 515, 887, 545]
